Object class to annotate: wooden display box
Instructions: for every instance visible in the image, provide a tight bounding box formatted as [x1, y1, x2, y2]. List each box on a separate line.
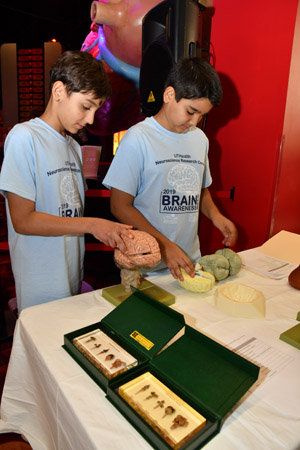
[63, 290, 185, 391]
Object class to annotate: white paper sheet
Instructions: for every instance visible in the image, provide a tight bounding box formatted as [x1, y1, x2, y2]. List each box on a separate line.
[223, 331, 300, 419]
[260, 230, 300, 265]
[240, 248, 297, 279]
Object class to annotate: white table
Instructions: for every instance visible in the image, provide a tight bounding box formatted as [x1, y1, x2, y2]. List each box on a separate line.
[0, 259, 300, 450]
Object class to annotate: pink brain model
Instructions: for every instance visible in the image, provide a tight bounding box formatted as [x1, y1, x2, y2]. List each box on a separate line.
[114, 230, 161, 292]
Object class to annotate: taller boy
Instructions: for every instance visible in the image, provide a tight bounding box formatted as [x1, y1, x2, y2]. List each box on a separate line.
[0, 51, 132, 311]
[104, 57, 237, 281]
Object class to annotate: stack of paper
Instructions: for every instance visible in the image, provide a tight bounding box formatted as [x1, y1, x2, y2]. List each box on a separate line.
[240, 250, 297, 279]
[259, 230, 300, 264]
[240, 230, 299, 279]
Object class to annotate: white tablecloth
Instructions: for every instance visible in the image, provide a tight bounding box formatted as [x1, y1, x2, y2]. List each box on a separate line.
[0, 263, 300, 450]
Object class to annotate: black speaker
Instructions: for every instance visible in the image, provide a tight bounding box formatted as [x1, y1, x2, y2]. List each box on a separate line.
[139, 0, 205, 117]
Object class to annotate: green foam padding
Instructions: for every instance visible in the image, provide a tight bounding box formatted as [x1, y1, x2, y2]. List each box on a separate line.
[280, 322, 300, 350]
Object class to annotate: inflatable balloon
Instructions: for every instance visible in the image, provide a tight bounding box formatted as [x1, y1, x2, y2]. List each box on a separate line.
[90, 0, 159, 68]
[80, 0, 162, 136]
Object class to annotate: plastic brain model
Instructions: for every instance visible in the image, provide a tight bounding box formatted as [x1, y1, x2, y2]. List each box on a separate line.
[288, 265, 300, 290]
[114, 230, 161, 292]
[178, 264, 215, 293]
[199, 249, 242, 281]
[198, 254, 230, 281]
[215, 248, 242, 275]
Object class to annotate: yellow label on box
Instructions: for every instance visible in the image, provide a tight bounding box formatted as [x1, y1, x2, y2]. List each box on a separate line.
[130, 331, 154, 350]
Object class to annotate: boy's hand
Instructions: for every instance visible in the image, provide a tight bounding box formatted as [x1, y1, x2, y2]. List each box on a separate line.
[216, 216, 238, 247]
[161, 241, 195, 281]
[92, 219, 133, 252]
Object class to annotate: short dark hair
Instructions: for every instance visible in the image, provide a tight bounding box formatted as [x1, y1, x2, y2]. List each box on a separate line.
[165, 57, 222, 106]
[49, 50, 111, 100]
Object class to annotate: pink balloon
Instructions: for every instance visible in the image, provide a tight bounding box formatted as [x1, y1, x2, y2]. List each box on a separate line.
[82, 0, 162, 135]
[90, 0, 160, 67]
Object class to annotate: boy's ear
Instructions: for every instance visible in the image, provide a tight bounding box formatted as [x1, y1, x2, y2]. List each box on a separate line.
[163, 86, 175, 103]
[52, 81, 65, 101]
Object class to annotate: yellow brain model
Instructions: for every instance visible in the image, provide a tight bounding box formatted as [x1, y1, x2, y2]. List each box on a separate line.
[178, 264, 215, 293]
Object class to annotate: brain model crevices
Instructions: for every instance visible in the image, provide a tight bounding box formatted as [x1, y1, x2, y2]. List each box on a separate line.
[199, 248, 242, 281]
[178, 263, 215, 293]
[114, 230, 161, 292]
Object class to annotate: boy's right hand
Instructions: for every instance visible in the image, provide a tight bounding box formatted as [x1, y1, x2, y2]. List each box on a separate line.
[161, 241, 195, 281]
[92, 219, 133, 252]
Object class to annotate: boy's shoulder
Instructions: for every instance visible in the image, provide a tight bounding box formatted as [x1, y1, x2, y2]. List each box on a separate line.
[125, 117, 168, 139]
[8, 119, 55, 142]
[5, 121, 32, 144]
[128, 117, 153, 132]
[9, 118, 40, 136]
[119, 117, 153, 142]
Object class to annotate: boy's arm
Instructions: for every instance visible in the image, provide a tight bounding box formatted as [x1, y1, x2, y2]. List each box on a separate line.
[200, 188, 238, 247]
[110, 188, 195, 281]
[7, 192, 132, 252]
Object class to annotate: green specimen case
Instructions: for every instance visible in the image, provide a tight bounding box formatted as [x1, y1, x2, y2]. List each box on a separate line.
[105, 290, 259, 449]
[63, 290, 185, 391]
[64, 290, 259, 448]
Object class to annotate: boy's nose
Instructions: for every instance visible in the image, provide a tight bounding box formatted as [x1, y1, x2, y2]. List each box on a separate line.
[190, 115, 201, 127]
[85, 110, 96, 126]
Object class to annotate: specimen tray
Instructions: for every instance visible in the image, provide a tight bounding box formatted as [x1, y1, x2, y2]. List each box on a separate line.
[107, 320, 260, 449]
[63, 289, 185, 391]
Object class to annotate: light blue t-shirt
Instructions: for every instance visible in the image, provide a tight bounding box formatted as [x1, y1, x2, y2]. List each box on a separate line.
[103, 117, 212, 274]
[0, 118, 86, 311]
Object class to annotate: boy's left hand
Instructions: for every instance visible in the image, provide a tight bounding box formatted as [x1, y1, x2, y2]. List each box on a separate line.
[215, 216, 238, 247]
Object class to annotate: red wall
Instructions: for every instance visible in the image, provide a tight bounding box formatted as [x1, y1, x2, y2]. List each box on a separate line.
[271, 1, 300, 236]
[200, 0, 298, 255]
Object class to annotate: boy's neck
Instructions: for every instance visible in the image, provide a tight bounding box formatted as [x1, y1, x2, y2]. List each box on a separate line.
[39, 101, 66, 137]
[153, 108, 168, 131]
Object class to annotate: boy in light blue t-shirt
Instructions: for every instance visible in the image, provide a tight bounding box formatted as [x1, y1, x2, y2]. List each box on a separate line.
[104, 57, 237, 281]
[0, 51, 132, 312]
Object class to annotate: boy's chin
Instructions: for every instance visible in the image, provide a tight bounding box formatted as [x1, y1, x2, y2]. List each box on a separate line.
[68, 127, 81, 136]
